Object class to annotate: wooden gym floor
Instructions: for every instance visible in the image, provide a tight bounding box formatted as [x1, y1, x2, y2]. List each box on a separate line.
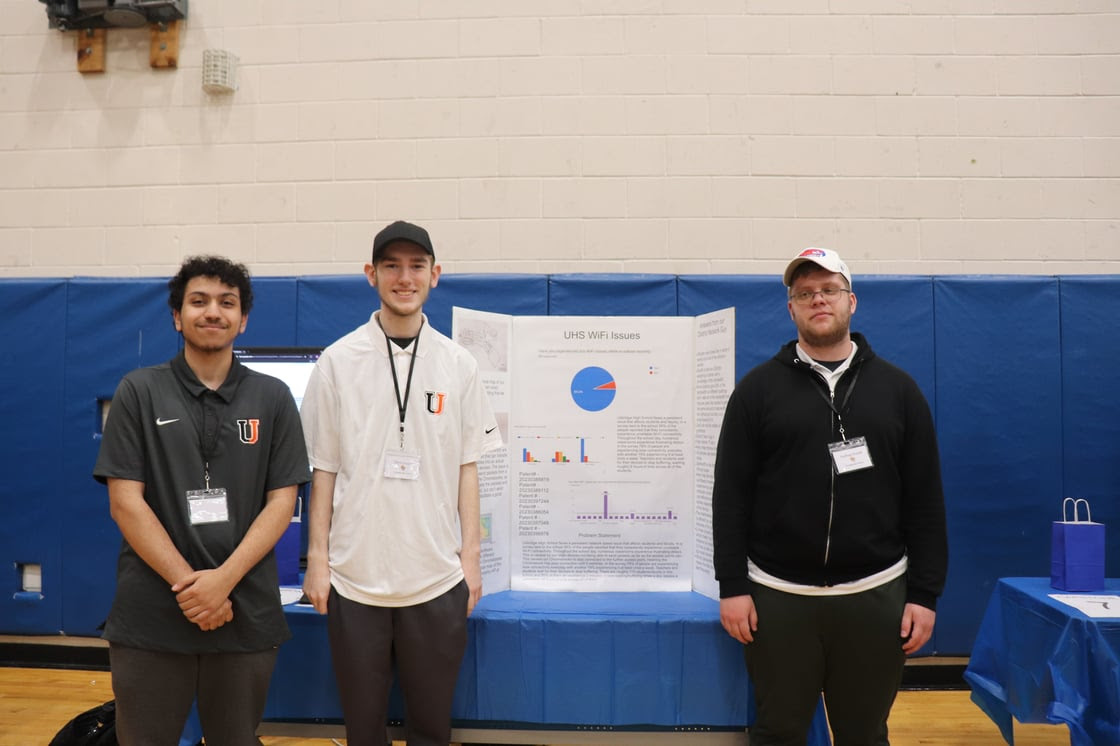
[0, 663, 1068, 746]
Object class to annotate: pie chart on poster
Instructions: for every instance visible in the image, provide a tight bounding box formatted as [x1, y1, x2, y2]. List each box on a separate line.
[570, 366, 617, 412]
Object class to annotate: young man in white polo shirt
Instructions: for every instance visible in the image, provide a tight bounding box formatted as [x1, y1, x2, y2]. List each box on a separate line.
[300, 220, 502, 746]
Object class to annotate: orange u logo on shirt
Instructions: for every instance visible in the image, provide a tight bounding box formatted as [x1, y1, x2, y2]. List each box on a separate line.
[237, 418, 260, 444]
[425, 392, 446, 415]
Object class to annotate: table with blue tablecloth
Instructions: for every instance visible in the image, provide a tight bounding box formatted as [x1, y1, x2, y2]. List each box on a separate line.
[964, 577, 1120, 746]
[261, 590, 832, 744]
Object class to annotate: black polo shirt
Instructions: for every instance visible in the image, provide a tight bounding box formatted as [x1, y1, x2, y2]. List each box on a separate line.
[94, 352, 310, 653]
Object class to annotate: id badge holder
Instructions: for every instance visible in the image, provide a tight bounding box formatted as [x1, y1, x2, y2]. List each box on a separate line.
[828, 436, 873, 475]
[187, 488, 230, 525]
[384, 450, 421, 481]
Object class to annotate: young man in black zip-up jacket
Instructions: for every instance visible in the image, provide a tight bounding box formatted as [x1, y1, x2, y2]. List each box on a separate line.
[712, 248, 948, 746]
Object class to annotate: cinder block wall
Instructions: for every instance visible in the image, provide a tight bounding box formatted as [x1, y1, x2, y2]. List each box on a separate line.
[1, 1, 1117, 277]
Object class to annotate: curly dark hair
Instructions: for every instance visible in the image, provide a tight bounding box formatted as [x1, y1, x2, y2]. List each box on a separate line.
[167, 255, 254, 314]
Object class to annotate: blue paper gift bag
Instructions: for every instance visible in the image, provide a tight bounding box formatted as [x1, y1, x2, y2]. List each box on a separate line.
[1051, 497, 1105, 592]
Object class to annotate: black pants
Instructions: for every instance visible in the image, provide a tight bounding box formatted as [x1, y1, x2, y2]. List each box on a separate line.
[327, 581, 468, 746]
[744, 576, 907, 746]
[108, 643, 277, 746]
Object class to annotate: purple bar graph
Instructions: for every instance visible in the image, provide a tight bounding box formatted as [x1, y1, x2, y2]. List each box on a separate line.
[575, 490, 680, 522]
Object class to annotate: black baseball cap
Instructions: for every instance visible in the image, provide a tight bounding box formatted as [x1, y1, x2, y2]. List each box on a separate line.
[371, 220, 435, 263]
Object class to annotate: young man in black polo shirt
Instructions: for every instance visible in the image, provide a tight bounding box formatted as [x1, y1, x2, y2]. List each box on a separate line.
[93, 256, 310, 745]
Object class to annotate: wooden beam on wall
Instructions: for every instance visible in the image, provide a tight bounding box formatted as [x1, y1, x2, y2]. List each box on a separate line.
[149, 20, 180, 69]
[75, 28, 106, 74]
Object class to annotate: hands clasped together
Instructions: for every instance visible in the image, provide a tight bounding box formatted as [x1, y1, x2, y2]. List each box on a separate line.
[172, 568, 235, 631]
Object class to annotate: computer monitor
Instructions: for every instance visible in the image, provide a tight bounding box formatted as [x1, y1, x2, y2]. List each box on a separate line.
[235, 346, 322, 576]
[234, 346, 321, 410]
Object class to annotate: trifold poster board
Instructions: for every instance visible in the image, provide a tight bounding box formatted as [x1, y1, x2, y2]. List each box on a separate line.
[453, 307, 735, 600]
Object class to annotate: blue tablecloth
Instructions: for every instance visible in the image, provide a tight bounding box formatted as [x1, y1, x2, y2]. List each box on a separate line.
[265, 590, 832, 743]
[964, 577, 1120, 745]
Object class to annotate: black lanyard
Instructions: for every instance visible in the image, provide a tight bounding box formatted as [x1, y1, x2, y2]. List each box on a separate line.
[811, 364, 861, 441]
[194, 388, 228, 490]
[381, 318, 421, 449]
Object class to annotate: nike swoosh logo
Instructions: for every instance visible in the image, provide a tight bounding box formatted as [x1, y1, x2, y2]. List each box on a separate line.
[156, 418, 180, 426]
[485, 426, 496, 434]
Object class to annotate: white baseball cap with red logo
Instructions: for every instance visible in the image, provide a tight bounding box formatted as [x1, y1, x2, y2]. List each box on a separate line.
[783, 247, 852, 289]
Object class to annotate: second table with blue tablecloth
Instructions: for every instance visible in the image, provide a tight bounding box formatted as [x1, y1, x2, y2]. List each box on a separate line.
[965, 577, 1120, 746]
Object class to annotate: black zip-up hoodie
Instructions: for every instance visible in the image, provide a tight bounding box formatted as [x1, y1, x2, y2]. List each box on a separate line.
[711, 333, 947, 611]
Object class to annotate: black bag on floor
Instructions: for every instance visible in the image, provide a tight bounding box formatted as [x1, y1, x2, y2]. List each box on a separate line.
[49, 699, 117, 746]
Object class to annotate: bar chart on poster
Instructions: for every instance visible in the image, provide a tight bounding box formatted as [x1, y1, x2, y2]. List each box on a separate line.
[518, 433, 601, 463]
[574, 489, 682, 523]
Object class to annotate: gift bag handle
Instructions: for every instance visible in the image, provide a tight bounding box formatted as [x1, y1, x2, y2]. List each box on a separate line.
[1061, 497, 1092, 523]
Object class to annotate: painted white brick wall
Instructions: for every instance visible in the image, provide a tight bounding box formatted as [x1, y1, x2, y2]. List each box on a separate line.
[0, 0, 1116, 277]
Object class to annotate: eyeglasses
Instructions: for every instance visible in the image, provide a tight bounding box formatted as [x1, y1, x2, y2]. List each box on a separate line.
[789, 287, 851, 305]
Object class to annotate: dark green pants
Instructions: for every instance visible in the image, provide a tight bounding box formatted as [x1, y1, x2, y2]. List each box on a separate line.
[744, 576, 907, 746]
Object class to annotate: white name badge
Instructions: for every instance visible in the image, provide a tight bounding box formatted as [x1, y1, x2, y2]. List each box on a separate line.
[384, 450, 421, 481]
[187, 488, 230, 525]
[829, 436, 874, 474]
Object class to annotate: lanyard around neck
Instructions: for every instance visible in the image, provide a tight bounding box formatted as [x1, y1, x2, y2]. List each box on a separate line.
[381, 317, 421, 449]
[811, 363, 862, 441]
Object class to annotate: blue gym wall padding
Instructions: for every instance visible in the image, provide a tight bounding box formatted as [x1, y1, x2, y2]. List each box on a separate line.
[1, 272, 1117, 656]
[425, 274, 550, 334]
[548, 273, 678, 316]
[60, 279, 182, 635]
[295, 275, 377, 348]
[1058, 277, 1120, 576]
[932, 277, 1065, 654]
[844, 277, 937, 403]
[0, 281, 66, 633]
[239, 277, 300, 348]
